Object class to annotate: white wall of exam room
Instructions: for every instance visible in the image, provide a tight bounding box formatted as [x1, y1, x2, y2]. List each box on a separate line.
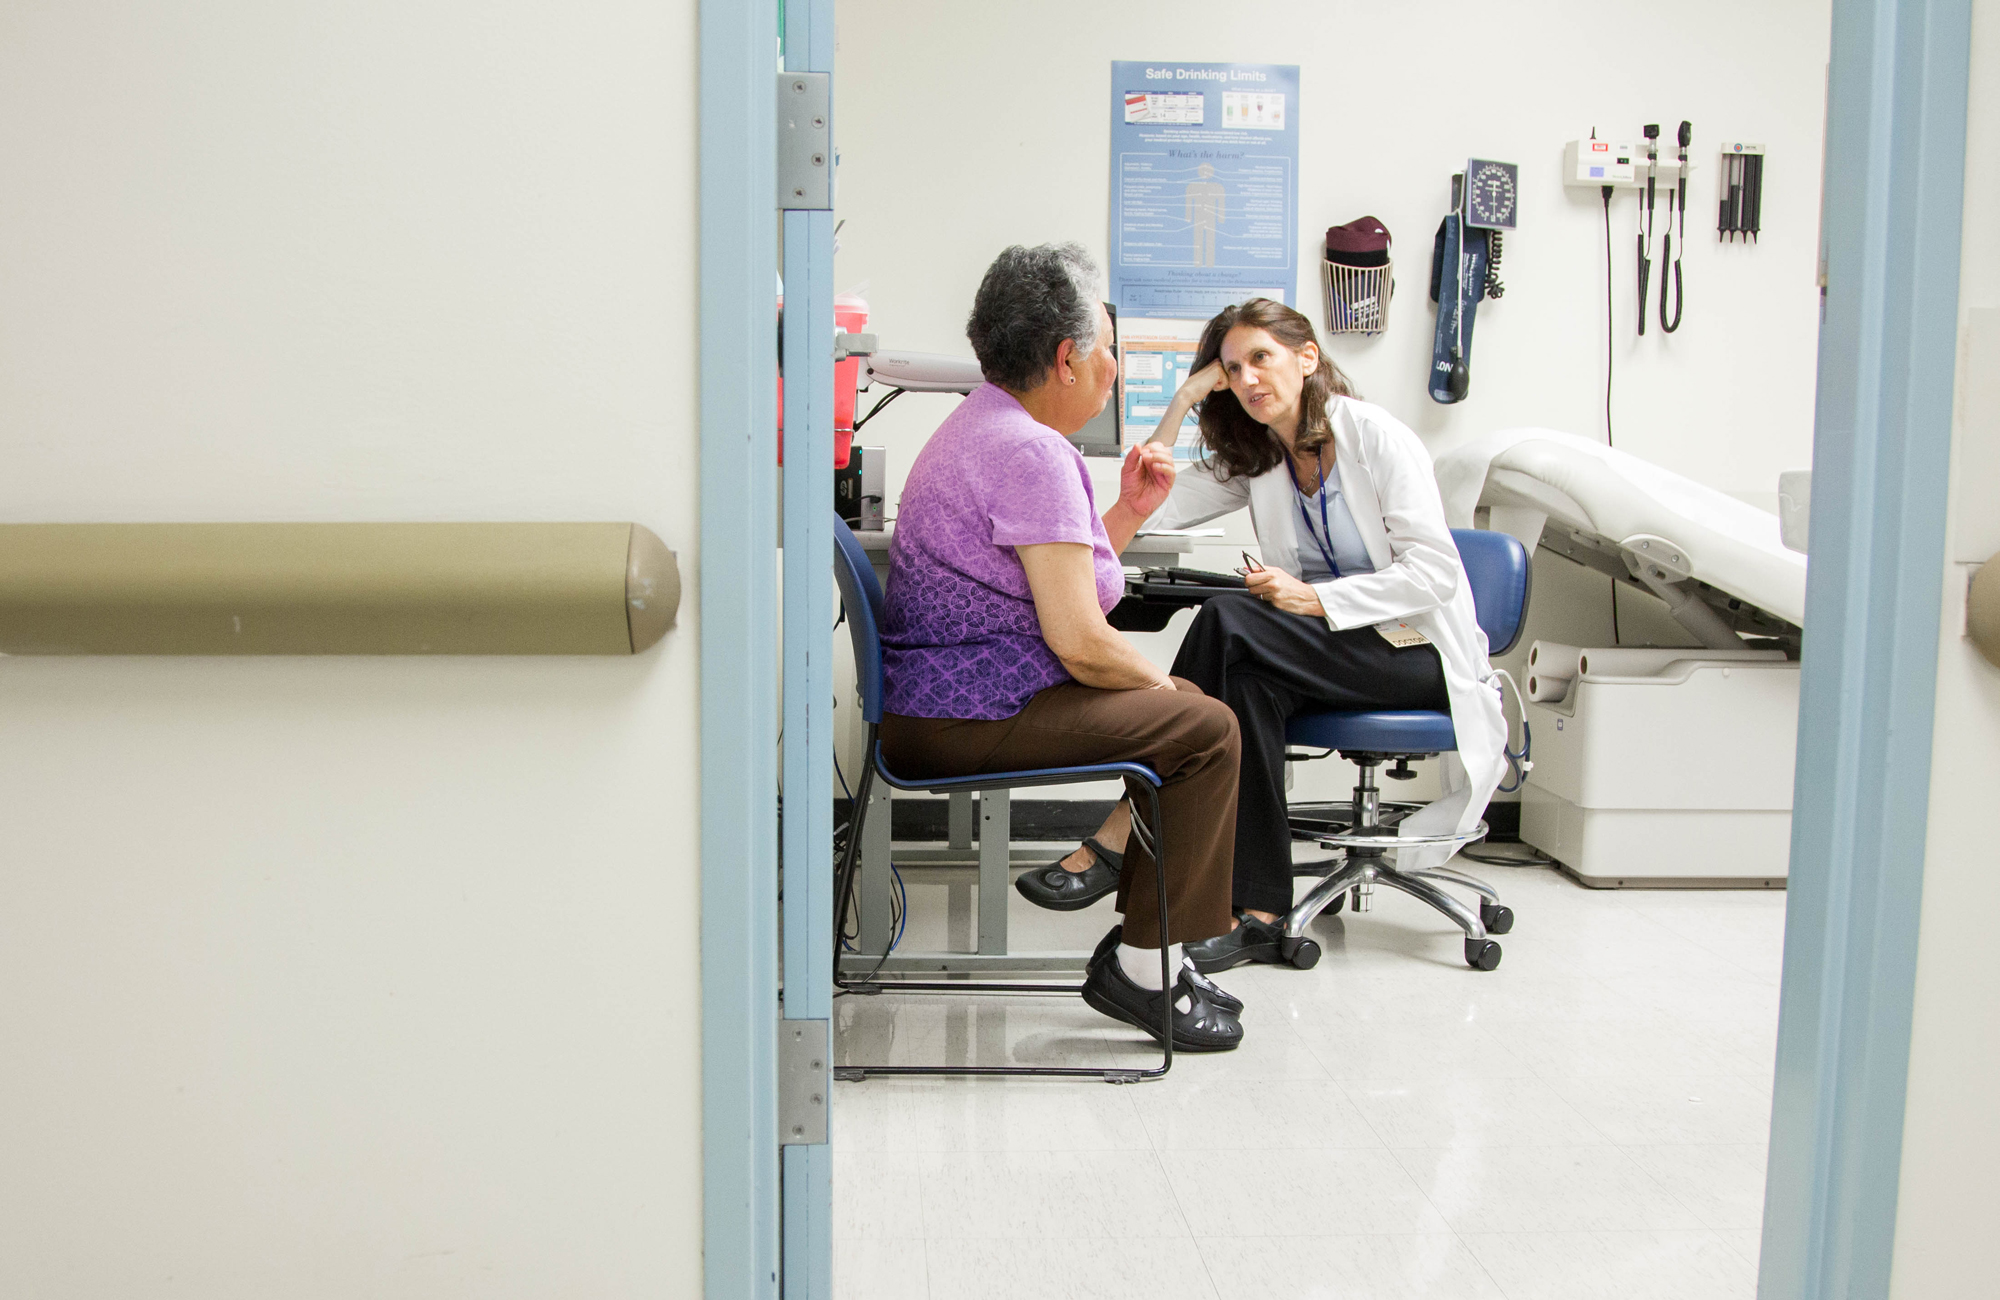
[0, 3, 704, 1296]
[829, 0, 1830, 806]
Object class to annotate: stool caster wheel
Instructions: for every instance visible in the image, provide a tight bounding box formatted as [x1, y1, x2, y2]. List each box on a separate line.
[1326, 891, 1345, 915]
[1283, 937, 1322, 970]
[1464, 938, 1503, 971]
[1480, 903, 1514, 935]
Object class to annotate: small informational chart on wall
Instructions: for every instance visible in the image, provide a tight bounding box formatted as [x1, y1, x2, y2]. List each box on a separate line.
[1120, 319, 1206, 458]
[1109, 60, 1299, 454]
[1109, 60, 1300, 318]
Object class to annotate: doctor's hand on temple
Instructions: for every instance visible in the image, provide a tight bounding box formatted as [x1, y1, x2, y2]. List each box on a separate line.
[1144, 360, 1232, 455]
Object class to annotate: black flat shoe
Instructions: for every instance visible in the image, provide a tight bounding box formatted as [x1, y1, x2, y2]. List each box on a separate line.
[1184, 911, 1287, 974]
[1015, 836, 1122, 911]
[1081, 950, 1243, 1052]
[1089, 924, 1243, 1014]
[1181, 962, 1244, 1016]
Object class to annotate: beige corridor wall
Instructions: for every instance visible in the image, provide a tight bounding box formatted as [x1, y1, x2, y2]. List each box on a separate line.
[0, 4, 703, 1294]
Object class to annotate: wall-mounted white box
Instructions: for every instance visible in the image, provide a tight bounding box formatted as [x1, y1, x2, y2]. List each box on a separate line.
[1564, 138, 1694, 190]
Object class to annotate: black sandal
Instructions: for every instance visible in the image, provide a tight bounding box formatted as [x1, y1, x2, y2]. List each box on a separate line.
[1183, 911, 1287, 973]
[1015, 836, 1122, 911]
[1081, 937, 1243, 1052]
[1091, 924, 1241, 1015]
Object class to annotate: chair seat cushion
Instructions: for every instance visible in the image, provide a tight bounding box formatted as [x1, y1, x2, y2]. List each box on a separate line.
[874, 743, 1162, 793]
[1286, 709, 1457, 754]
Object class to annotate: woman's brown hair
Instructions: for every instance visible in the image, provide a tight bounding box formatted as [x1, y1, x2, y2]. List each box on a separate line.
[1191, 298, 1355, 480]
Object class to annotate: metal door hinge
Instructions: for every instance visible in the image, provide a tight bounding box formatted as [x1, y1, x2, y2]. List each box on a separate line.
[779, 1018, 829, 1145]
[777, 73, 832, 210]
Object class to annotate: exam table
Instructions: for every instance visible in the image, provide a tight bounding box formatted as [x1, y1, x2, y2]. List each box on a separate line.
[1434, 430, 1807, 887]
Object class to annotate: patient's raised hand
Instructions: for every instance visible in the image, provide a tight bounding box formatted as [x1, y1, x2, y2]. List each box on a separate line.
[1119, 441, 1177, 519]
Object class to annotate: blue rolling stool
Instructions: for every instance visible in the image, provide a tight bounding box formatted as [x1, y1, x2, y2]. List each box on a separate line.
[1280, 528, 1531, 971]
[830, 518, 1180, 1082]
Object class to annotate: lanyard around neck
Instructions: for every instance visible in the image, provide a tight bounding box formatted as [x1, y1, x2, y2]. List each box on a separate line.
[1286, 454, 1341, 580]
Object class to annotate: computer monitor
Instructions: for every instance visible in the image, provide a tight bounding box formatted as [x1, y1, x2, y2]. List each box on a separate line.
[1066, 302, 1122, 457]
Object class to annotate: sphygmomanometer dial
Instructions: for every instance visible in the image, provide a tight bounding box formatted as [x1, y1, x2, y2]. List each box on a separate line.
[1465, 160, 1519, 230]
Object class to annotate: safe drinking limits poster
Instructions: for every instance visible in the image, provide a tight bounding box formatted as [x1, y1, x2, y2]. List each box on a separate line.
[1108, 60, 1301, 319]
[1110, 60, 1299, 453]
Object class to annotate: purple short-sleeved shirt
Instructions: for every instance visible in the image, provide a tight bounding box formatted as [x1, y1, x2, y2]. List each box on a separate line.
[881, 383, 1125, 720]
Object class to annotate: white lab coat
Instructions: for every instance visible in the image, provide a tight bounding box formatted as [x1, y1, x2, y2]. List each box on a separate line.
[1144, 396, 1509, 867]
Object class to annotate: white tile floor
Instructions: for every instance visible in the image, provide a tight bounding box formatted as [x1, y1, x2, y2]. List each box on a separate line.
[833, 851, 1784, 1300]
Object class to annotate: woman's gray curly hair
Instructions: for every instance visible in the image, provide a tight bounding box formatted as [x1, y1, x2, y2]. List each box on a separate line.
[965, 243, 1102, 391]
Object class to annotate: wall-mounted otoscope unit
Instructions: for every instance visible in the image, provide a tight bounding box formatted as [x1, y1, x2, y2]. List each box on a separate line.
[1565, 124, 1697, 337]
[1565, 125, 1769, 340]
[1564, 123, 1770, 443]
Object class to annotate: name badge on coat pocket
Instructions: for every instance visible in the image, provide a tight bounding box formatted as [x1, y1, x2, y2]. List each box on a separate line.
[1373, 620, 1432, 648]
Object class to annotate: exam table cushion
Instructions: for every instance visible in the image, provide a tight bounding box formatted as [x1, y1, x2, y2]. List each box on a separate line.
[1434, 428, 1807, 628]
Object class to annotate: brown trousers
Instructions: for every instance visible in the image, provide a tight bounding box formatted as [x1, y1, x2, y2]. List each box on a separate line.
[880, 679, 1239, 947]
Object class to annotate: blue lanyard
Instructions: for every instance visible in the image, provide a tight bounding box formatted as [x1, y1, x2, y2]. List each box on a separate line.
[1287, 456, 1341, 579]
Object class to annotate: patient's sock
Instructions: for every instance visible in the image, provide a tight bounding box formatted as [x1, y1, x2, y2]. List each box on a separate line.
[1116, 942, 1183, 992]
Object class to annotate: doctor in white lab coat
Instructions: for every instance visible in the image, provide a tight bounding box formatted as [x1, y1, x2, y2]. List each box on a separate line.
[1011, 298, 1507, 973]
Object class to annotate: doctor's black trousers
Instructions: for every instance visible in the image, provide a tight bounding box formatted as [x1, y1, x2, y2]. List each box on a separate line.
[1170, 593, 1450, 916]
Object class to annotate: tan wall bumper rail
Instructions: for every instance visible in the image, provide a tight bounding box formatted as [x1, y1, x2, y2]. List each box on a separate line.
[0, 523, 679, 655]
[1973, 555, 2000, 670]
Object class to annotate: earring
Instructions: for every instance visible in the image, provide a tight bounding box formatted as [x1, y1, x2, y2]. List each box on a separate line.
[1067, 376, 1075, 384]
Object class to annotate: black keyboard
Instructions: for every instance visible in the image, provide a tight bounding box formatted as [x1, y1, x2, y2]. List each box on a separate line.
[1108, 567, 1248, 632]
[1138, 566, 1247, 589]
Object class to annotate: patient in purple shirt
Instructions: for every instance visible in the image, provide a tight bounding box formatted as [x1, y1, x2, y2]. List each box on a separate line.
[881, 382, 1125, 720]
[872, 242, 1246, 1054]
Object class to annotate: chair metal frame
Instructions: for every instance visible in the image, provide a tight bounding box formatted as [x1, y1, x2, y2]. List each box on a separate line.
[1278, 528, 1532, 972]
[831, 518, 1176, 1083]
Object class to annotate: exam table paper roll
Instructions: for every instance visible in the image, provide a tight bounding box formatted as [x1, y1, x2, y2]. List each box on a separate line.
[1575, 646, 1787, 677]
[1526, 641, 1584, 684]
[1525, 642, 1584, 702]
[1525, 673, 1574, 702]
[0, 522, 679, 655]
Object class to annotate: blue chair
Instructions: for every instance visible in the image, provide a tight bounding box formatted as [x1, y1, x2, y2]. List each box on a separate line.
[830, 518, 1178, 1082]
[1280, 528, 1532, 971]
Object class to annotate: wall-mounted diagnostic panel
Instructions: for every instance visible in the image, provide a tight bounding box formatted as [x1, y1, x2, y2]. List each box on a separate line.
[1565, 138, 1635, 186]
[1563, 137, 1692, 189]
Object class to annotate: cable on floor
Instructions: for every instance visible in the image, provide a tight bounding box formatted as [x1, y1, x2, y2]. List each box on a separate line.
[1460, 842, 1554, 867]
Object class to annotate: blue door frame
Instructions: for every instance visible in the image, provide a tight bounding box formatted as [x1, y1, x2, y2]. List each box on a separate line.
[700, 0, 780, 1297]
[780, 0, 837, 1295]
[1760, 0, 1971, 1296]
[702, 0, 835, 1296]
